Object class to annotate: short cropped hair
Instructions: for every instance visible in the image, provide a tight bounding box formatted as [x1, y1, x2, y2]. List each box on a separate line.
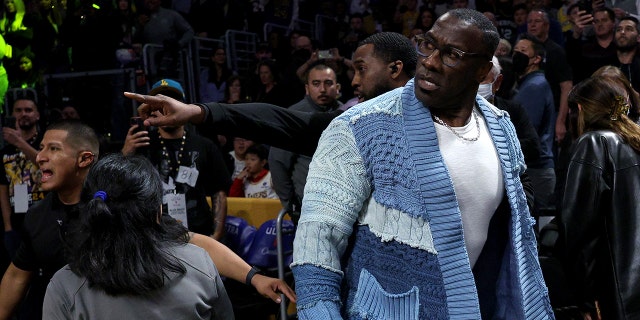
[303, 61, 336, 84]
[619, 16, 640, 32]
[519, 33, 547, 63]
[359, 32, 418, 77]
[46, 120, 100, 158]
[447, 8, 500, 58]
[246, 144, 268, 161]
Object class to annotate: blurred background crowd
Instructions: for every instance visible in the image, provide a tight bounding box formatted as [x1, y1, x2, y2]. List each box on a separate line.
[0, 0, 622, 145]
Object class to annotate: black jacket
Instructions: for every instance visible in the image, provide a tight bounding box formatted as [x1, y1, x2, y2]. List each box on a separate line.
[557, 130, 640, 319]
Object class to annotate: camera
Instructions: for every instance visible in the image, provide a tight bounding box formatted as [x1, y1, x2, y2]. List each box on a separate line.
[130, 117, 146, 133]
[318, 50, 333, 60]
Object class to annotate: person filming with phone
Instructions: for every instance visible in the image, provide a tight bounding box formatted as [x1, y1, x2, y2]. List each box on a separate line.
[1, 96, 44, 260]
[296, 48, 353, 80]
[566, 6, 617, 84]
[122, 79, 231, 241]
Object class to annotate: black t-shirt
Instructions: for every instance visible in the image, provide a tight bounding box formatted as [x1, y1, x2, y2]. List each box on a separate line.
[0, 133, 46, 230]
[542, 39, 573, 111]
[617, 56, 640, 94]
[145, 128, 231, 235]
[12, 192, 78, 320]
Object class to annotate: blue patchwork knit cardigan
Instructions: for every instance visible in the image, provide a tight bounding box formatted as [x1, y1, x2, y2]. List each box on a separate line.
[292, 80, 554, 319]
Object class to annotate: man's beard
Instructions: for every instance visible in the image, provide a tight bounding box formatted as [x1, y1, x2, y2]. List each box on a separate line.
[365, 83, 394, 102]
[616, 41, 638, 53]
[18, 122, 35, 131]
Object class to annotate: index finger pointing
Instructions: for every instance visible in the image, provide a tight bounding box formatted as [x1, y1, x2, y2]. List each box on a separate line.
[124, 92, 146, 103]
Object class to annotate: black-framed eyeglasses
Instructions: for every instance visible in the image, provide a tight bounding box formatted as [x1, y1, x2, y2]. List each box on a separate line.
[414, 35, 487, 67]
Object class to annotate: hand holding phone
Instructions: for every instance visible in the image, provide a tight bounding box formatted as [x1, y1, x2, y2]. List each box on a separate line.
[122, 117, 150, 155]
[1, 116, 20, 149]
[130, 117, 146, 133]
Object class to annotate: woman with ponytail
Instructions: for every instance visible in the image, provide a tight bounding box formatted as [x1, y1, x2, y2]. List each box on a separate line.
[42, 153, 233, 319]
[556, 74, 640, 320]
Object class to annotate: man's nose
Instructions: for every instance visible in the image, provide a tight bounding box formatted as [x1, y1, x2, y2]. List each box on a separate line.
[351, 77, 359, 88]
[36, 151, 45, 163]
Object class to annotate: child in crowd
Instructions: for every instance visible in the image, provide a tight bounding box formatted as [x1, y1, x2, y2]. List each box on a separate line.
[227, 137, 253, 179]
[229, 144, 278, 199]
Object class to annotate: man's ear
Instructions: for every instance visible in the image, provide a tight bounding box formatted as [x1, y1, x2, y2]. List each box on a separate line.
[389, 61, 403, 79]
[533, 54, 542, 65]
[78, 151, 95, 168]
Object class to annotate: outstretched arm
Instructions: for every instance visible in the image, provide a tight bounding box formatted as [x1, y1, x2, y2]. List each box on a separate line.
[124, 92, 340, 156]
[188, 232, 296, 304]
[124, 92, 205, 127]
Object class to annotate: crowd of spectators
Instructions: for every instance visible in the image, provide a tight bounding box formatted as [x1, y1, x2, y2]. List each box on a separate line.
[0, 0, 635, 139]
[2, 0, 640, 317]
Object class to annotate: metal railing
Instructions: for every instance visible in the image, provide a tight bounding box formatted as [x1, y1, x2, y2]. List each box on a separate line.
[224, 30, 257, 77]
[141, 43, 197, 103]
[276, 208, 296, 320]
[42, 68, 137, 116]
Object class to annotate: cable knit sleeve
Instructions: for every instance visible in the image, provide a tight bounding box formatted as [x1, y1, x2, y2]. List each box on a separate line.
[291, 117, 371, 318]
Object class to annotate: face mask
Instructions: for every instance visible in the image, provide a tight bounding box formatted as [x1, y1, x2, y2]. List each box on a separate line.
[512, 51, 531, 75]
[478, 83, 494, 100]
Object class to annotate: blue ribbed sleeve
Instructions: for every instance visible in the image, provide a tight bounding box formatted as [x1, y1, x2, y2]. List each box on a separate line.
[293, 264, 343, 319]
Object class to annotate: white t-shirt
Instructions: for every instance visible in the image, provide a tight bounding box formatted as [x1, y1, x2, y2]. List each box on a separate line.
[244, 171, 279, 199]
[433, 109, 504, 267]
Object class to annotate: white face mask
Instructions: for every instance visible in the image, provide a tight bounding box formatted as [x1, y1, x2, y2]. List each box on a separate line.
[477, 83, 494, 101]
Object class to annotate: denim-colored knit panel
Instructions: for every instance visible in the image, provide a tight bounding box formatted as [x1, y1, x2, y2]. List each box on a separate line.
[476, 95, 554, 319]
[359, 197, 436, 253]
[293, 264, 343, 308]
[342, 88, 429, 223]
[344, 225, 448, 319]
[296, 300, 343, 320]
[351, 269, 420, 320]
